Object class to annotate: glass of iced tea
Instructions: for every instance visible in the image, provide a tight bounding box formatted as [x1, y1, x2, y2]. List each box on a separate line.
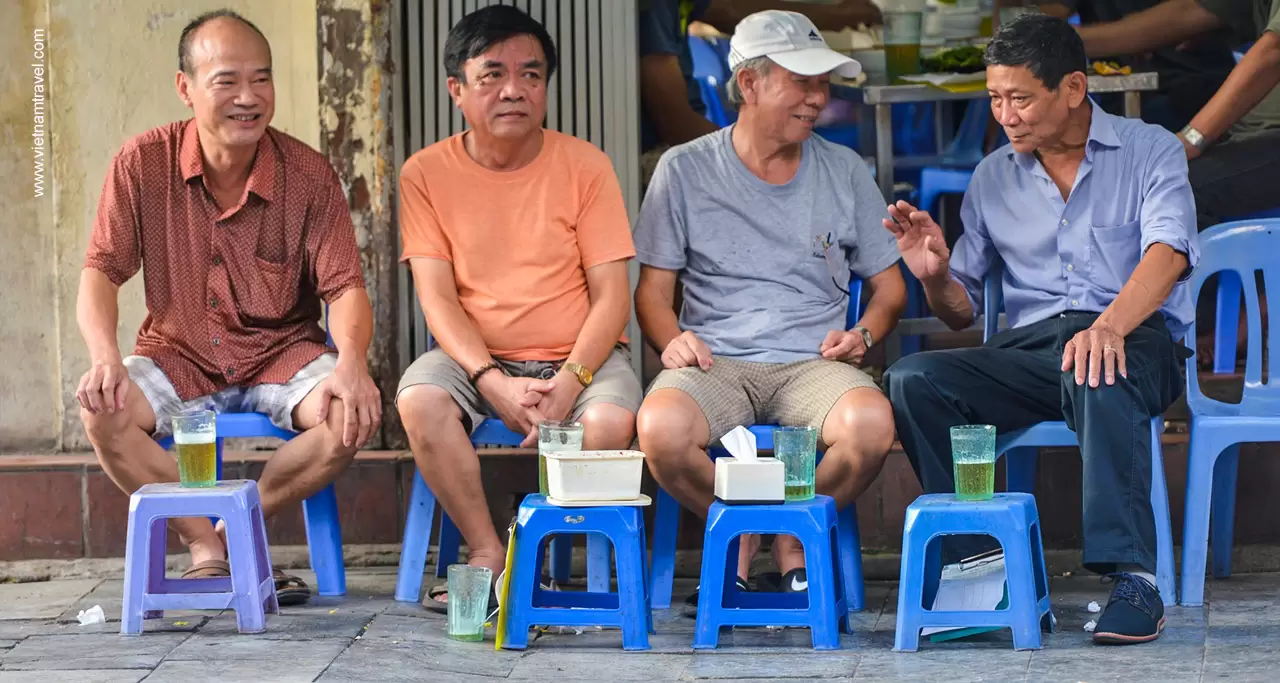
[172, 409, 217, 488]
[950, 424, 996, 501]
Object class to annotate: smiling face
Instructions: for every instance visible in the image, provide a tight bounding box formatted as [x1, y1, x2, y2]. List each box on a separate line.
[175, 17, 274, 152]
[987, 63, 1086, 154]
[447, 34, 548, 141]
[738, 63, 831, 145]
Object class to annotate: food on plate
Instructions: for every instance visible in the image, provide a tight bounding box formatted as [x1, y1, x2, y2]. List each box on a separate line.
[920, 45, 985, 74]
[1092, 60, 1132, 76]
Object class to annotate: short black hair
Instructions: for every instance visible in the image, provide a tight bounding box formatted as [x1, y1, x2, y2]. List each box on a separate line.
[179, 9, 271, 75]
[984, 14, 1087, 91]
[443, 5, 558, 82]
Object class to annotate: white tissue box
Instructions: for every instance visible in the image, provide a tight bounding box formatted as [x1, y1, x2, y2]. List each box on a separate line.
[714, 457, 786, 504]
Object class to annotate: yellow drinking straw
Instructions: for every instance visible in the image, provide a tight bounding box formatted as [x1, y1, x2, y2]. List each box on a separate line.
[493, 519, 518, 650]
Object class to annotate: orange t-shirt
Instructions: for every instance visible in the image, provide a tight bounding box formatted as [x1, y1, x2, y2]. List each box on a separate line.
[398, 130, 636, 361]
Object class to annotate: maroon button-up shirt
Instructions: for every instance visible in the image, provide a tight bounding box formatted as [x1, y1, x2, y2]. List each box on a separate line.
[84, 120, 365, 401]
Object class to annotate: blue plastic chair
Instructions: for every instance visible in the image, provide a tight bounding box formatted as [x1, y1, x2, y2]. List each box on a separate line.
[157, 413, 346, 597]
[395, 419, 604, 603]
[648, 279, 868, 611]
[1179, 219, 1280, 607]
[983, 267, 1177, 606]
[894, 493, 1053, 651]
[689, 35, 732, 127]
[693, 496, 852, 650]
[501, 495, 654, 651]
[1210, 208, 1280, 374]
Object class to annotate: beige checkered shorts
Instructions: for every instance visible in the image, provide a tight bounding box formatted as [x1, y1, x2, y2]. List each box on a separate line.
[126, 352, 336, 439]
[646, 356, 880, 444]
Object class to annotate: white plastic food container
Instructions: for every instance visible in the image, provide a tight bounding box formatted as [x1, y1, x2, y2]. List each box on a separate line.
[544, 450, 646, 502]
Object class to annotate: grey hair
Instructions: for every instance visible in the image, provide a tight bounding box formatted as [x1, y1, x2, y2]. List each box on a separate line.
[724, 56, 774, 110]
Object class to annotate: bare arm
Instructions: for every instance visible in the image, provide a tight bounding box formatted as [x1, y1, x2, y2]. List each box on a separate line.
[566, 260, 633, 373]
[641, 54, 721, 147]
[77, 268, 123, 365]
[922, 277, 978, 332]
[635, 265, 684, 353]
[852, 264, 907, 343]
[1095, 244, 1189, 337]
[1075, 0, 1222, 58]
[702, 0, 882, 32]
[326, 287, 374, 369]
[1184, 33, 1280, 145]
[409, 257, 495, 377]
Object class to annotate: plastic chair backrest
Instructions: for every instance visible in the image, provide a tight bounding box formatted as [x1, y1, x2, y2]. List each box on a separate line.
[945, 101, 989, 164]
[1185, 220, 1280, 410]
[982, 260, 1005, 342]
[689, 35, 728, 85]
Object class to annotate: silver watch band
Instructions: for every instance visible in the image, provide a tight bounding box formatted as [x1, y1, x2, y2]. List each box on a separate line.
[1181, 126, 1208, 150]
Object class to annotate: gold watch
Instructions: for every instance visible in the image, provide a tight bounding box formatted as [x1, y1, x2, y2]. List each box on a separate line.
[561, 361, 593, 387]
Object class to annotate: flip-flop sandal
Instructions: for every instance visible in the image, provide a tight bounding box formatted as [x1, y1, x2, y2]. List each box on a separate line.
[272, 569, 312, 606]
[181, 559, 231, 579]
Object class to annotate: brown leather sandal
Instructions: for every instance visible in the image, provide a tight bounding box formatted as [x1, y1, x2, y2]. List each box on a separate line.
[181, 559, 231, 579]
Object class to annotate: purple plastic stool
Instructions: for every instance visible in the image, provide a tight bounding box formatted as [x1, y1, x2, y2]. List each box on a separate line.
[121, 480, 278, 635]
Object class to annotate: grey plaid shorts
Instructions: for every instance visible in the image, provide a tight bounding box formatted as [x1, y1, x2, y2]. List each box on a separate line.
[646, 356, 880, 445]
[125, 353, 337, 439]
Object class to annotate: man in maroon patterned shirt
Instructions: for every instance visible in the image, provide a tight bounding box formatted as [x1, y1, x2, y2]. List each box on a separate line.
[75, 10, 380, 604]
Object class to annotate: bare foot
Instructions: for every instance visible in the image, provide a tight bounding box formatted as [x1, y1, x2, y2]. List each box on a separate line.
[188, 533, 227, 568]
[430, 547, 506, 605]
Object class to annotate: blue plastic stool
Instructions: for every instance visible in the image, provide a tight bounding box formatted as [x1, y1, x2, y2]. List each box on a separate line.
[157, 412, 345, 597]
[121, 480, 278, 635]
[1210, 208, 1280, 374]
[648, 428, 867, 615]
[394, 419, 590, 603]
[501, 495, 654, 651]
[1180, 220, 1280, 607]
[692, 495, 851, 650]
[894, 493, 1053, 652]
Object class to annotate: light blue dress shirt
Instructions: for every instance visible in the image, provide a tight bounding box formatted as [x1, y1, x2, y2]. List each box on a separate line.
[951, 101, 1200, 340]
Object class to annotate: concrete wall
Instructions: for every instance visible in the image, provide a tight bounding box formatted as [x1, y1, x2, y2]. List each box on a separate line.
[0, 0, 320, 452]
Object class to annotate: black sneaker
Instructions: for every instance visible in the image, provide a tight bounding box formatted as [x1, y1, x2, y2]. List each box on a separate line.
[1092, 573, 1165, 645]
[682, 576, 750, 618]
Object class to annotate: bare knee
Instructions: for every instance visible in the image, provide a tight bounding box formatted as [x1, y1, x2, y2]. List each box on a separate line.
[396, 384, 465, 455]
[80, 407, 135, 455]
[824, 388, 896, 467]
[579, 402, 636, 449]
[636, 390, 706, 473]
[314, 397, 361, 468]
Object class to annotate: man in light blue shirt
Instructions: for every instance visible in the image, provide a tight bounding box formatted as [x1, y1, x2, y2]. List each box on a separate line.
[884, 15, 1197, 645]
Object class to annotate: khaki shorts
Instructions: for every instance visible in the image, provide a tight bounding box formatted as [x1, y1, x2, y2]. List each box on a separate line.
[126, 353, 336, 439]
[646, 356, 880, 444]
[396, 346, 643, 434]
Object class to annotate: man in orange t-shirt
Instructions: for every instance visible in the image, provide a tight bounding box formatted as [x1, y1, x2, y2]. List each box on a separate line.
[395, 5, 641, 611]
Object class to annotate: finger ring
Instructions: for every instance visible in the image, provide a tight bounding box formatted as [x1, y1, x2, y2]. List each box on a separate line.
[1104, 344, 1115, 352]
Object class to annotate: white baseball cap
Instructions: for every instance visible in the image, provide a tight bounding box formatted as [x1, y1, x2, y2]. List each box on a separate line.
[728, 10, 862, 79]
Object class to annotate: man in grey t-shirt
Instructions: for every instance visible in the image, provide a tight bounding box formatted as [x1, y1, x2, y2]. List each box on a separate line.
[632, 10, 906, 612]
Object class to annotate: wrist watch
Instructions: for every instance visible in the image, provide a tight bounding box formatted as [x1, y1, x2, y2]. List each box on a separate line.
[1180, 125, 1209, 151]
[852, 325, 874, 350]
[561, 361, 594, 387]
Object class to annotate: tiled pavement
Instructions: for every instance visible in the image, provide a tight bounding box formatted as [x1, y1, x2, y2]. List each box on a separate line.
[1, 567, 1277, 682]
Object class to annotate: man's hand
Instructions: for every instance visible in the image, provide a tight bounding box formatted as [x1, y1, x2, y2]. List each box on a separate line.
[478, 373, 554, 446]
[315, 358, 383, 448]
[835, 0, 883, 26]
[1176, 132, 1202, 160]
[662, 331, 714, 370]
[1062, 322, 1128, 387]
[820, 330, 868, 365]
[519, 371, 585, 444]
[76, 359, 130, 414]
[883, 200, 951, 284]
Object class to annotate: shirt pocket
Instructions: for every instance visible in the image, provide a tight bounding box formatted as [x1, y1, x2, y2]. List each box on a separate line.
[1088, 220, 1142, 295]
[238, 256, 301, 323]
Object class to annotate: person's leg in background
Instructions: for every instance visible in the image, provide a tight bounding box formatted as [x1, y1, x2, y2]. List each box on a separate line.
[1188, 129, 1280, 368]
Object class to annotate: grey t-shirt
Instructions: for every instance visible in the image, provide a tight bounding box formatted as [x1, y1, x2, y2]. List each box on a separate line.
[634, 127, 901, 364]
[1196, 0, 1280, 132]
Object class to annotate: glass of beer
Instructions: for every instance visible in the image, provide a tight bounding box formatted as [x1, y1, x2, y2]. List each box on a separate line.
[951, 424, 996, 501]
[775, 426, 818, 502]
[172, 409, 217, 488]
